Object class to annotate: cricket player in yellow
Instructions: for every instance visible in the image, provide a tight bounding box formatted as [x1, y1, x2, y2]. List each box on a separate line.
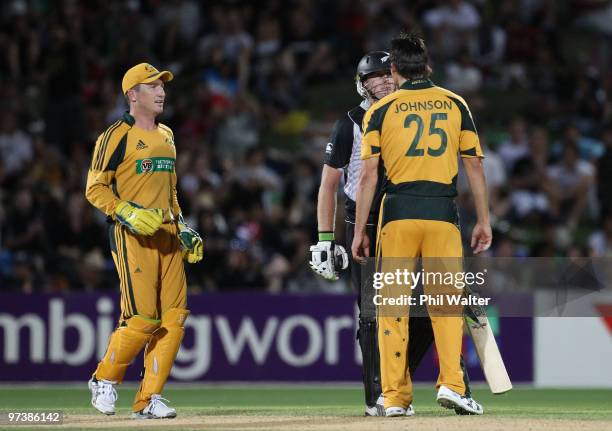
[352, 34, 491, 416]
[85, 63, 203, 419]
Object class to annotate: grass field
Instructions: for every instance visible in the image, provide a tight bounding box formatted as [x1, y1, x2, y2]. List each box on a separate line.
[0, 384, 611, 430]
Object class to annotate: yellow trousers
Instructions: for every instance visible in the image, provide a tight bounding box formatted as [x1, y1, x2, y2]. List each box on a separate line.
[109, 222, 187, 320]
[95, 222, 188, 412]
[377, 217, 465, 409]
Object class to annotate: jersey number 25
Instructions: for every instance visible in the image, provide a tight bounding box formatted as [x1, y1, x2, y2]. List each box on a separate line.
[404, 112, 448, 157]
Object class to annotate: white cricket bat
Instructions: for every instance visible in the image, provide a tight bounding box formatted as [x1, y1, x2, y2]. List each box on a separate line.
[464, 293, 513, 394]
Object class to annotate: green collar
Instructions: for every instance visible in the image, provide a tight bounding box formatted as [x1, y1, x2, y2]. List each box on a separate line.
[122, 112, 135, 126]
[400, 79, 435, 90]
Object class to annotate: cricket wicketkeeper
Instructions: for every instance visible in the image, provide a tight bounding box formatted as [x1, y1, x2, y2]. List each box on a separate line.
[85, 63, 203, 419]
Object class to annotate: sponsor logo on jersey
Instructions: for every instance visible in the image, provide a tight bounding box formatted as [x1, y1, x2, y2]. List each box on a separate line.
[325, 142, 333, 154]
[136, 157, 175, 174]
[140, 159, 153, 172]
[136, 140, 148, 150]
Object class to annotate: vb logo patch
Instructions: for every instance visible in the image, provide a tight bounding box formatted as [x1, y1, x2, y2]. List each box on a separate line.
[140, 159, 153, 173]
[136, 157, 175, 174]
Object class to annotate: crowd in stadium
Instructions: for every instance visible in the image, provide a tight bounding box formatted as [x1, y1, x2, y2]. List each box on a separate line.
[1, 0, 612, 292]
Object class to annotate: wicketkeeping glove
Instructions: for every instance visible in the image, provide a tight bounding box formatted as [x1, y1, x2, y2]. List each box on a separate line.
[177, 215, 203, 264]
[114, 201, 163, 236]
[309, 232, 349, 281]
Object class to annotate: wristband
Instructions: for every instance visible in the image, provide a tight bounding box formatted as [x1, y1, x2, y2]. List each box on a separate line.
[318, 231, 334, 241]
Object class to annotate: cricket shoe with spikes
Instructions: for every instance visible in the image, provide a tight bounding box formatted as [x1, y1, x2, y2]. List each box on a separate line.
[384, 404, 414, 417]
[132, 394, 177, 419]
[384, 406, 405, 417]
[365, 394, 385, 416]
[88, 377, 117, 415]
[437, 385, 483, 415]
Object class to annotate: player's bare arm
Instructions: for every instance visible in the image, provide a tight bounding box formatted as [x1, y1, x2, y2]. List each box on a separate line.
[352, 157, 379, 263]
[316, 165, 343, 232]
[310, 163, 349, 280]
[462, 157, 492, 254]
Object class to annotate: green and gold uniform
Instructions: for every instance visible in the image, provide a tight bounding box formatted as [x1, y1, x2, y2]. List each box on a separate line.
[85, 112, 188, 411]
[361, 78, 483, 409]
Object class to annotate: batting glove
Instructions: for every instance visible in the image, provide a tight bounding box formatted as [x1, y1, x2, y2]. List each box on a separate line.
[309, 232, 349, 281]
[178, 215, 203, 264]
[114, 201, 163, 236]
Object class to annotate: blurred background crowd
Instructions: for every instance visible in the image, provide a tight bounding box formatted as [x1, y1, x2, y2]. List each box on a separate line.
[1, 0, 612, 293]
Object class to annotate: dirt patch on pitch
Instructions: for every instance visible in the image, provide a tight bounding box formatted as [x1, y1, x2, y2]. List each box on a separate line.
[43, 414, 612, 431]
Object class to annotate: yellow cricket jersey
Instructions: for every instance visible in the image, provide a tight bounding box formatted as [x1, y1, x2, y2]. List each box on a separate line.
[361, 79, 482, 198]
[85, 112, 181, 219]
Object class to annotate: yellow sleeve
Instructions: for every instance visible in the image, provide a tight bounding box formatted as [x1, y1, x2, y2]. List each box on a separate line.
[84, 122, 130, 216]
[451, 96, 483, 158]
[361, 105, 382, 160]
[159, 123, 182, 217]
[459, 130, 483, 158]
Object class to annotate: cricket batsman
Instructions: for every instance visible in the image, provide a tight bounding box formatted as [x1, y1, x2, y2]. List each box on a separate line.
[85, 63, 203, 419]
[352, 34, 490, 416]
[310, 51, 476, 416]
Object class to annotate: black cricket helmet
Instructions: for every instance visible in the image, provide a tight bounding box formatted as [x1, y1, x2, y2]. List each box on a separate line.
[356, 51, 391, 99]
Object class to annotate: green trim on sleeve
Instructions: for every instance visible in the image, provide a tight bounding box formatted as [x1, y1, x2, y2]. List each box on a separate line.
[460, 147, 477, 157]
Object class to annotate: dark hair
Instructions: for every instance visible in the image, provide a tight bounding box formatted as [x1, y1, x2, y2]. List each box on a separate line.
[389, 32, 430, 79]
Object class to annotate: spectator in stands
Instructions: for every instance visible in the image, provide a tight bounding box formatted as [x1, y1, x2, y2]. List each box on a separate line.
[597, 125, 612, 215]
[424, 0, 481, 59]
[445, 49, 483, 95]
[588, 213, 612, 257]
[498, 117, 530, 172]
[0, 112, 33, 180]
[547, 142, 596, 228]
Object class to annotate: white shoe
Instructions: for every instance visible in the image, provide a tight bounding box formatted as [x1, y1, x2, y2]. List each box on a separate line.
[385, 406, 406, 417]
[88, 377, 117, 415]
[132, 394, 177, 419]
[437, 385, 483, 415]
[405, 404, 415, 416]
[365, 394, 385, 416]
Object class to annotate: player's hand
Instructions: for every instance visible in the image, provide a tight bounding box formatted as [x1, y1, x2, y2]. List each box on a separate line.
[178, 216, 204, 264]
[309, 234, 349, 281]
[114, 201, 163, 236]
[471, 221, 492, 254]
[351, 230, 370, 264]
